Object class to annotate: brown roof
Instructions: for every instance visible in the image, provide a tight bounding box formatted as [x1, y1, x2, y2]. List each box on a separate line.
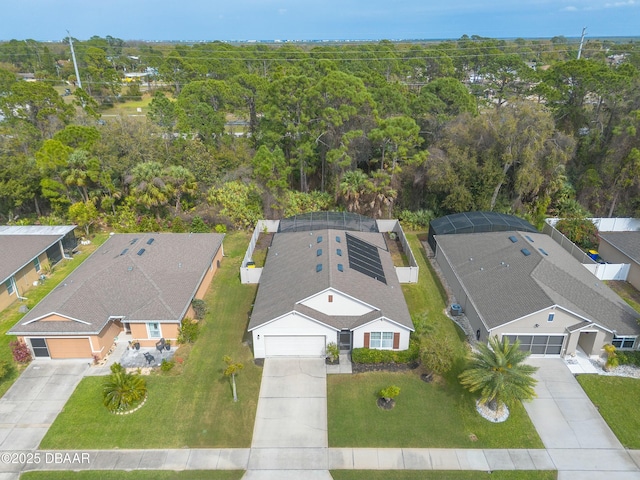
[0, 235, 64, 284]
[435, 231, 640, 335]
[9, 233, 224, 336]
[248, 229, 413, 332]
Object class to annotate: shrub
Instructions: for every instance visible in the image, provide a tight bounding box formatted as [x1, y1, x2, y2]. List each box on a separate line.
[420, 334, 456, 375]
[214, 224, 227, 234]
[0, 360, 13, 380]
[555, 217, 599, 251]
[603, 344, 619, 370]
[178, 317, 199, 344]
[110, 362, 124, 374]
[171, 216, 187, 233]
[399, 209, 435, 231]
[191, 299, 208, 320]
[190, 216, 210, 233]
[10, 340, 32, 363]
[379, 385, 400, 400]
[351, 339, 419, 364]
[160, 359, 175, 372]
[326, 342, 339, 362]
[616, 350, 640, 367]
[102, 372, 147, 413]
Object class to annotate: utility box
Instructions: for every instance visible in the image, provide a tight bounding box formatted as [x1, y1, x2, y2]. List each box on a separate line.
[450, 304, 463, 316]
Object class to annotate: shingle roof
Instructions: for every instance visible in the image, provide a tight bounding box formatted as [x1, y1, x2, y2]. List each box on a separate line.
[599, 231, 640, 265]
[0, 235, 65, 284]
[9, 233, 224, 336]
[435, 231, 640, 335]
[248, 229, 413, 332]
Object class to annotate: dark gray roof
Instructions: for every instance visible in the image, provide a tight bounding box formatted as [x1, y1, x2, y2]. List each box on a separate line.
[435, 231, 640, 335]
[9, 233, 224, 336]
[0, 235, 64, 284]
[599, 231, 640, 265]
[248, 229, 413, 332]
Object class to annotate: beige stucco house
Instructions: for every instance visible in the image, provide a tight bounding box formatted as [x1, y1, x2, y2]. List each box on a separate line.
[9, 233, 224, 360]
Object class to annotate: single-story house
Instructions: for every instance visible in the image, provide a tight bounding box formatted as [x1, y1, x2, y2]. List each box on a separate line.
[0, 225, 77, 312]
[9, 233, 224, 360]
[248, 229, 414, 358]
[434, 229, 640, 357]
[598, 231, 640, 292]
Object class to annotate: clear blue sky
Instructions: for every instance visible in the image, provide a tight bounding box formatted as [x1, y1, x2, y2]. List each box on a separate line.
[2, 0, 638, 42]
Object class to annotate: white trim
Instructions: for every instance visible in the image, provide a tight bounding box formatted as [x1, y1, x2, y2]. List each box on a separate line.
[296, 287, 380, 313]
[248, 310, 340, 332]
[23, 312, 91, 326]
[354, 315, 414, 332]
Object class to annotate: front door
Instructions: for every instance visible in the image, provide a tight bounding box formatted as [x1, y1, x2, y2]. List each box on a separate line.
[339, 330, 352, 351]
[30, 338, 50, 358]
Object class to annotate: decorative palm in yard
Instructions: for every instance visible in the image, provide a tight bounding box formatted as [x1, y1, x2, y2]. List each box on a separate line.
[102, 369, 147, 413]
[223, 355, 244, 402]
[459, 335, 538, 421]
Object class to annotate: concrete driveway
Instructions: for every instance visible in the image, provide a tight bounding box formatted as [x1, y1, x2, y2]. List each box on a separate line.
[0, 360, 88, 450]
[524, 358, 622, 449]
[250, 358, 327, 449]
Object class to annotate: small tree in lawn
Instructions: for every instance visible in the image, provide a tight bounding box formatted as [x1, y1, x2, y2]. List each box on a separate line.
[378, 385, 400, 410]
[223, 355, 244, 402]
[459, 335, 538, 420]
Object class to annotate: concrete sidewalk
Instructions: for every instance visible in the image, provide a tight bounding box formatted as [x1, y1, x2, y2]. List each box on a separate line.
[5, 448, 640, 475]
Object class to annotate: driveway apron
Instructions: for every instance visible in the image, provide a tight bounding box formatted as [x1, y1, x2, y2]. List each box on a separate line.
[0, 360, 88, 451]
[246, 358, 330, 479]
[250, 358, 327, 449]
[524, 358, 623, 450]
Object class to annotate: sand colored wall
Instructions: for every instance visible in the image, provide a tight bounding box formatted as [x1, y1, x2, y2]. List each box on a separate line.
[47, 337, 92, 359]
[130, 322, 179, 347]
[0, 253, 50, 312]
[90, 320, 123, 358]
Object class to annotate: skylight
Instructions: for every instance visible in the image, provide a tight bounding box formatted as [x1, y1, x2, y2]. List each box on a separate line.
[509, 236, 518, 243]
[336, 236, 341, 243]
[521, 248, 531, 256]
[539, 248, 549, 256]
[338, 264, 344, 272]
[137, 248, 146, 256]
[337, 249, 342, 256]
[317, 249, 322, 257]
[316, 263, 323, 272]
[525, 235, 534, 242]
[146, 238, 155, 245]
[317, 236, 323, 243]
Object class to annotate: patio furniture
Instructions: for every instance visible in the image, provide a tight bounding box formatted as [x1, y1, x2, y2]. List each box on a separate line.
[155, 338, 166, 354]
[143, 352, 155, 365]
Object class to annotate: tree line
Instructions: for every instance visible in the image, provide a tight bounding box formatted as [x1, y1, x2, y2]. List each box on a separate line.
[0, 35, 638, 233]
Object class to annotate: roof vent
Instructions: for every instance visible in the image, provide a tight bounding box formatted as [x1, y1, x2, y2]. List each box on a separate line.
[509, 235, 518, 243]
[337, 264, 344, 272]
[146, 237, 155, 245]
[137, 248, 146, 256]
[316, 263, 323, 272]
[317, 249, 322, 256]
[521, 248, 531, 256]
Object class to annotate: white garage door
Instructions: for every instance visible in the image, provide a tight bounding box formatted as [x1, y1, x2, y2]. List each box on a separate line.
[264, 335, 326, 357]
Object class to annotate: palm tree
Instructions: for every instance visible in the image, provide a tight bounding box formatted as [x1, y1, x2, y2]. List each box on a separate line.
[223, 355, 244, 402]
[102, 371, 147, 413]
[459, 335, 538, 418]
[338, 169, 368, 213]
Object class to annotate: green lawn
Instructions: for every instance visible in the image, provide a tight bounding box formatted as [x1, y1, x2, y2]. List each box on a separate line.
[21, 472, 243, 480]
[328, 233, 543, 449]
[577, 374, 640, 448]
[40, 232, 261, 449]
[331, 471, 556, 480]
[0, 234, 107, 398]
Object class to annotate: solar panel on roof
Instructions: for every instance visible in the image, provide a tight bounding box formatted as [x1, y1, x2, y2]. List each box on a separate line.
[345, 233, 386, 284]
